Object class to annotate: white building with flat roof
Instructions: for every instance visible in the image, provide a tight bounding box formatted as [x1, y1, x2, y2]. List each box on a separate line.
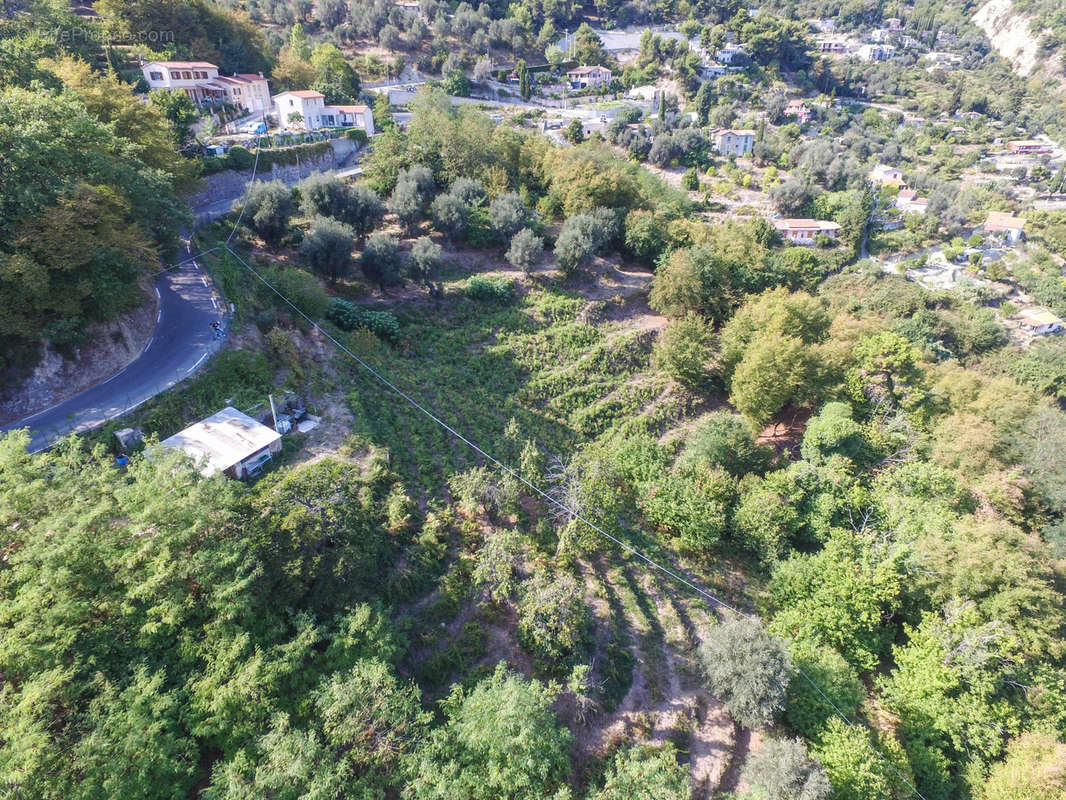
[161, 406, 281, 479]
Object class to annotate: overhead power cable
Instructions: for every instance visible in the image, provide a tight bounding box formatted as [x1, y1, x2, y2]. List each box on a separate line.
[222, 240, 928, 800]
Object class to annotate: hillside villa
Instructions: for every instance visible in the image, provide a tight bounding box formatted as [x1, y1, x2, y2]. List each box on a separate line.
[710, 128, 756, 156]
[984, 211, 1026, 243]
[869, 163, 906, 187]
[140, 61, 271, 114]
[772, 218, 842, 245]
[566, 65, 612, 88]
[785, 99, 812, 123]
[895, 189, 929, 214]
[272, 90, 374, 134]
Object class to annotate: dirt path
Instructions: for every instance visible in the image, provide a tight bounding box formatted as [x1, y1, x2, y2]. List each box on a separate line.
[572, 561, 741, 797]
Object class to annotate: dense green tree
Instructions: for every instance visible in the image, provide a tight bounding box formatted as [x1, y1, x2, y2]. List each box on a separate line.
[589, 744, 689, 799]
[207, 660, 426, 800]
[977, 733, 1066, 800]
[239, 180, 294, 247]
[801, 402, 866, 464]
[730, 333, 817, 428]
[699, 617, 791, 728]
[361, 232, 403, 289]
[653, 314, 716, 389]
[641, 460, 736, 549]
[770, 529, 903, 672]
[815, 718, 913, 800]
[310, 42, 361, 103]
[300, 217, 355, 283]
[0, 183, 157, 360]
[784, 640, 864, 740]
[406, 665, 573, 800]
[95, 0, 270, 73]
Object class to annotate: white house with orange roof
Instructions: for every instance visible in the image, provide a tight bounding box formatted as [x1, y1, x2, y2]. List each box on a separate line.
[785, 99, 813, 123]
[772, 218, 842, 245]
[895, 189, 928, 214]
[984, 211, 1026, 243]
[140, 61, 271, 113]
[272, 90, 375, 135]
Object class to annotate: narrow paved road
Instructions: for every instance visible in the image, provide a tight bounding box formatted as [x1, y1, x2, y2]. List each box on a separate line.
[1, 245, 224, 452]
[2, 158, 363, 452]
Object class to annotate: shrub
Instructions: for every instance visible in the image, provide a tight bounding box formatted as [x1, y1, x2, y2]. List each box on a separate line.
[345, 128, 368, 143]
[327, 298, 401, 343]
[517, 570, 590, 670]
[465, 275, 515, 302]
[224, 145, 255, 171]
[681, 167, 700, 191]
[505, 228, 543, 272]
[681, 411, 773, 477]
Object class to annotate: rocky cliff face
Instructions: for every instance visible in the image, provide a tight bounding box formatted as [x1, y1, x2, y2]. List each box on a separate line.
[973, 0, 1064, 82]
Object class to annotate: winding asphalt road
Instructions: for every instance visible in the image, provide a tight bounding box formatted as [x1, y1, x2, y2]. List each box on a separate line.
[1, 244, 225, 452]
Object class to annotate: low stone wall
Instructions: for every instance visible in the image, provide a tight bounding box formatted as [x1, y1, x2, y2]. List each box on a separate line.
[186, 138, 360, 209]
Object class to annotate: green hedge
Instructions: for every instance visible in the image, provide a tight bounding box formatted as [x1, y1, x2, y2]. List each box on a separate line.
[327, 298, 401, 343]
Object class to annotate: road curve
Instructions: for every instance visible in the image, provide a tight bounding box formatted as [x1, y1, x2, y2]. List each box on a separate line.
[1, 245, 225, 452]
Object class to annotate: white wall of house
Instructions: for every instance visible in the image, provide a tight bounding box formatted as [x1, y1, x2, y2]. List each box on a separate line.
[274, 93, 328, 129]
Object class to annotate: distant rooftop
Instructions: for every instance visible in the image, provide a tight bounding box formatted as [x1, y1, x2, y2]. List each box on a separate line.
[985, 211, 1026, 230]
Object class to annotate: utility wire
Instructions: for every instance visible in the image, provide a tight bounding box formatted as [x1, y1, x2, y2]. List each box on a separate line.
[222, 242, 929, 800]
[148, 130, 265, 279]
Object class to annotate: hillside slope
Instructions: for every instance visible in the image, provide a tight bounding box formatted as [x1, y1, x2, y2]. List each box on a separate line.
[973, 0, 1066, 82]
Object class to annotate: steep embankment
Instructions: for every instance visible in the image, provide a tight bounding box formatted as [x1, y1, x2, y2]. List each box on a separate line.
[973, 0, 1065, 82]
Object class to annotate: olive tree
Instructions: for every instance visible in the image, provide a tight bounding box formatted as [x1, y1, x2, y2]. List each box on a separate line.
[361, 232, 402, 289]
[297, 172, 348, 219]
[506, 228, 543, 272]
[301, 216, 355, 282]
[239, 179, 293, 247]
[488, 192, 527, 241]
[699, 617, 791, 728]
[430, 192, 469, 240]
[741, 737, 831, 800]
[409, 236, 443, 294]
[344, 184, 385, 241]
